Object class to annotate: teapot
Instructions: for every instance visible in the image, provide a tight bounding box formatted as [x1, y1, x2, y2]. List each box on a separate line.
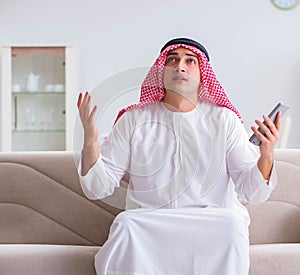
[26, 72, 40, 92]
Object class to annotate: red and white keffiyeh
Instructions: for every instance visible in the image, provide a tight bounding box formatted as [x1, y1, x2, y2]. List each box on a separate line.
[114, 43, 242, 124]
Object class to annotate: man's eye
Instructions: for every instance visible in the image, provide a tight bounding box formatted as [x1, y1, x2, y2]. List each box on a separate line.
[167, 57, 176, 63]
[187, 59, 196, 64]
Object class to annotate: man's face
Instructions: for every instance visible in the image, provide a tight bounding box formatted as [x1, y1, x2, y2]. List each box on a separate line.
[163, 47, 201, 96]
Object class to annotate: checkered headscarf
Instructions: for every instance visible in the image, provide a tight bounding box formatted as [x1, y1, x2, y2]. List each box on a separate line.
[114, 43, 242, 124]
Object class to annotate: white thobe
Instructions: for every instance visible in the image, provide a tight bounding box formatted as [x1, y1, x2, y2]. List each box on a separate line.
[79, 101, 277, 275]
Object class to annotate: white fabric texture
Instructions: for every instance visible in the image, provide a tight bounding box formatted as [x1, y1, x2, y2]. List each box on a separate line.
[96, 208, 250, 275]
[79, 101, 277, 275]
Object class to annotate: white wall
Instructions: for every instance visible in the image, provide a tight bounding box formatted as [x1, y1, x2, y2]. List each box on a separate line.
[1, 0, 299, 148]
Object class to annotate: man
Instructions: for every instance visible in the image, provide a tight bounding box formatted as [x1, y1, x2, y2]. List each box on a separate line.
[77, 38, 280, 275]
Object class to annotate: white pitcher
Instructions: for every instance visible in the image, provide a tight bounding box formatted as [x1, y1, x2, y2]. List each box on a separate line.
[26, 72, 40, 92]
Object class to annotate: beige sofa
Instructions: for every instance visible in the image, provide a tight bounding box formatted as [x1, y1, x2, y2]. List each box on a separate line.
[0, 149, 299, 275]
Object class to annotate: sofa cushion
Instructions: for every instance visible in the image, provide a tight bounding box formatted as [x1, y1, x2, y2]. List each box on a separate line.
[249, 243, 300, 275]
[247, 149, 300, 244]
[0, 244, 99, 275]
[247, 201, 300, 244]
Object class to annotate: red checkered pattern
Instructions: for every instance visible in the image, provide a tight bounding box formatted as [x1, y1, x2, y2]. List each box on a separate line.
[114, 44, 242, 124]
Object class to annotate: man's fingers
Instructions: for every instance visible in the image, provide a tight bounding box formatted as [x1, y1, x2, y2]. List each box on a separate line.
[78, 91, 98, 126]
[255, 118, 269, 135]
[82, 91, 90, 106]
[79, 91, 92, 118]
[275, 112, 281, 132]
[77, 92, 83, 109]
[90, 105, 98, 121]
[251, 125, 267, 143]
[262, 114, 280, 141]
[252, 114, 280, 145]
[78, 92, 89, 112]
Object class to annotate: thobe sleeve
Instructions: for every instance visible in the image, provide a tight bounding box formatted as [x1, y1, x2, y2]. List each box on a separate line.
[78, 111, 132, 200]
[224, 110, 277, 205]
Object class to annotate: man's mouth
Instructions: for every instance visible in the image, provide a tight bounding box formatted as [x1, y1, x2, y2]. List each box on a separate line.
[173, 74, 188, 81]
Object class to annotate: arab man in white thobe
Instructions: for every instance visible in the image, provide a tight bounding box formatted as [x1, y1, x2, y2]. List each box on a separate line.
[77, 38, 280, 275]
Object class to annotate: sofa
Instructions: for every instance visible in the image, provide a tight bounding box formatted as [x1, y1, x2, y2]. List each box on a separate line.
[0, 149, 299, 275]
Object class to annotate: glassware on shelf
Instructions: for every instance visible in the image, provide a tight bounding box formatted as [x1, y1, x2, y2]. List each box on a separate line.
[1, 45, 78, 151]
[44, 107, 55, 130]
[45, 84, 54, 92]
[45, 84, 65, 93]
[12, 84, 21, 92]
[25, 108, 36, 130]
[58, 109, 65, 131]
[53, 84, 64, 92]
[26, 72, 40, 92]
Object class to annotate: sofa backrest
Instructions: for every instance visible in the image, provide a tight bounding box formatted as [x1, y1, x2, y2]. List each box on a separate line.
[1, 149, 299, 246]
[0, 151, 122, 246]
[247, 149, 300, 244]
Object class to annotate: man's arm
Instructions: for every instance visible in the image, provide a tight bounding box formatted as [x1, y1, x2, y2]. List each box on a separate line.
[251, 112, 281, 183]
[77, 91, 99, 176]
[225, 108, 278, 204]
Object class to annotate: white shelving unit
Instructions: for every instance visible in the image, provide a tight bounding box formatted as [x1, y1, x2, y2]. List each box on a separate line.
[0, 45, 79, 151]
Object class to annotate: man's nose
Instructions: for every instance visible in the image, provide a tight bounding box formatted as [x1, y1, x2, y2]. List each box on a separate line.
[175, 60, 185, 72]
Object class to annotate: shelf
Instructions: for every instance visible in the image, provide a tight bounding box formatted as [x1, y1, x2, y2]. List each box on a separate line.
[13, 129, 65, 133]
[12, 91, 65, 95]
[1, 45, 79, 151]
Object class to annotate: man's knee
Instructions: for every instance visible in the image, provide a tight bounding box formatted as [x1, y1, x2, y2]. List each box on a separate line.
[113, 210, 139, 231]
[220, 210, 249, 245]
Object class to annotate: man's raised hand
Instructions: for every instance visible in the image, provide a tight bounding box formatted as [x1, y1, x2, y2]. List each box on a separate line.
[77, 91, 99, 176]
